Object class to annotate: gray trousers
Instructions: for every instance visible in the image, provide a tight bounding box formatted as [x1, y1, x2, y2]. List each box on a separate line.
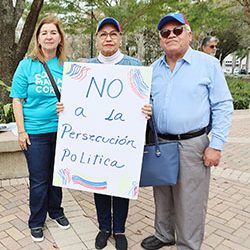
[153, 133, 210, 250]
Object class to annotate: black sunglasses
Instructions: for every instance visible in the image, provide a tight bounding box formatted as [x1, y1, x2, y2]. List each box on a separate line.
[209, 45, 217, 49]
[160, 26, 185, 39]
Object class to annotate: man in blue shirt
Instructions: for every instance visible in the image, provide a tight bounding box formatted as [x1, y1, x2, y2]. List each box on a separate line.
[141, 12, 233, 250]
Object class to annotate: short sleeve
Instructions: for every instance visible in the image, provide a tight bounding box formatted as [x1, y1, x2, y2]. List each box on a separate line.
[10, 59, 29, 98]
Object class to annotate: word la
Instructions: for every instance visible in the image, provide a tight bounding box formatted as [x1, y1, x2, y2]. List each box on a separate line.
[105, 109, 125, 122]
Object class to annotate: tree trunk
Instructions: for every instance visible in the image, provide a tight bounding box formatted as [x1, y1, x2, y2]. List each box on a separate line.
[135, 33, 145, 62]
[246, 48, 250, 73]
[0, 0, 44, 104]
[231, 52, 237, 74]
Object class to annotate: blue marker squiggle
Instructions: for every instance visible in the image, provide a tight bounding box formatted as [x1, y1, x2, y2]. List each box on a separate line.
[66, 64, 90, 81]
[129, 69, 149, 99]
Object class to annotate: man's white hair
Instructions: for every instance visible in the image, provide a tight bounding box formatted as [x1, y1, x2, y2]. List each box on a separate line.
[184, 24, 191, 32]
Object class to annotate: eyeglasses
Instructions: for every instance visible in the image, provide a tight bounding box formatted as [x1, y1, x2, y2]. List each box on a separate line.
[209, 45, 217, 49]
[98, 31, 120, 40]
[160, 26, 185, 39]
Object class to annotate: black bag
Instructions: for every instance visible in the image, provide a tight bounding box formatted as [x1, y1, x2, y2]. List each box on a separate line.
[139, 116, 180, 187]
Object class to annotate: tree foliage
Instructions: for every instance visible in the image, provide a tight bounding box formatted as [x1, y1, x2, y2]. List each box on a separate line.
[0, 0, 249, 106]
[236, 0, 250, 29]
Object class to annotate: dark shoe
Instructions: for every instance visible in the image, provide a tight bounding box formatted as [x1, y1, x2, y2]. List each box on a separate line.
[31, 228, 44, 242]
[114, 234, 128, 250]
[54, 216, 70, 229]
[95, 231, 111, 249]
[141, 235, 175, 250]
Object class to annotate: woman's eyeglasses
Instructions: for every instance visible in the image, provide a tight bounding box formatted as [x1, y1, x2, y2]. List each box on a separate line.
[98, 32, 120, 40]
[160, 26, 185, 39]
[209, 45, 217, 49]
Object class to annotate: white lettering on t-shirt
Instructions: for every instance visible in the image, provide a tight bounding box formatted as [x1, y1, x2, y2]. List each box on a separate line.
[34, 71, 62, 94]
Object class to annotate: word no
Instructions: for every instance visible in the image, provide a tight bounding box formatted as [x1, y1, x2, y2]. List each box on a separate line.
[86, 77, 123, 99]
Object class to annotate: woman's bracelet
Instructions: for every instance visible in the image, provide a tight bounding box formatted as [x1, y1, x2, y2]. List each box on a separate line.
[18, 130, 26, 134]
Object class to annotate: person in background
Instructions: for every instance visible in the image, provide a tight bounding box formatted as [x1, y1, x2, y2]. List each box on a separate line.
[141, 12, 233, 250]
[10, 15, 70, 242]
[201, 36, 219, 57]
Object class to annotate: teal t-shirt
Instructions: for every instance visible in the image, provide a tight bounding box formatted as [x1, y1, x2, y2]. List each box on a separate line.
[10, 57, 63, 134]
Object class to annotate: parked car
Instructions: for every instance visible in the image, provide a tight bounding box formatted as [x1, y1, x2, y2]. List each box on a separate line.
[239, 69, 247, 74]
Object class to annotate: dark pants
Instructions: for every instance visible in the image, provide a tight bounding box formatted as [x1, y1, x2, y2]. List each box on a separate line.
[24, 132, 64, 229]
[94, 193, 129, 234]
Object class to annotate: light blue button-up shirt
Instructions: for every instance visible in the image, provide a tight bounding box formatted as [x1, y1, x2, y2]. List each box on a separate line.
[151, 47, 233, 150]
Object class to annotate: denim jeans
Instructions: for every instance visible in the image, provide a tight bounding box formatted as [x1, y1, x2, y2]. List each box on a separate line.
[94, 193, 129, 234]
[24, 132, 64, 228]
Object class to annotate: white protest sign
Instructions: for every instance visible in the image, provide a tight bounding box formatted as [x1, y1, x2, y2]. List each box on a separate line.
[53, 62, 152, 199]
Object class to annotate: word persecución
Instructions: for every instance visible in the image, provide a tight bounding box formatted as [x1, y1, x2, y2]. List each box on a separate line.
[60, 123, 137, 149]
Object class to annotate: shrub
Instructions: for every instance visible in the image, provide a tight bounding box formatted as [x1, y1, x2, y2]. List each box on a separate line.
[0, 80, 14, 123]
[226, 77, 250, 110]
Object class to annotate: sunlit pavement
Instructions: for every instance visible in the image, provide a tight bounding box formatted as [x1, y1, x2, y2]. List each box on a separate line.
[0, 109, 249, 250]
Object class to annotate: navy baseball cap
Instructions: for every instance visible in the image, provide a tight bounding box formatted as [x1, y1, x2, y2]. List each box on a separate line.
[157, 12, 190, 30]
[96, 17, 122, 33]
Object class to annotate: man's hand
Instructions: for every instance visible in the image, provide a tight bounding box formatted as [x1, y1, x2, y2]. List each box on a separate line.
[141, 103, 152, 120]
[203, 147, 221, 167]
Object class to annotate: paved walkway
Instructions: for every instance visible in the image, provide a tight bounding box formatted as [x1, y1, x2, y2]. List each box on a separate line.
[0, 109, 250, 250]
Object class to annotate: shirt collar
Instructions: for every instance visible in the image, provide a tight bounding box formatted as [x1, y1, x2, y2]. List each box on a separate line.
[182, 47, 193, 64]
[98, 50, 124, 64]
[159, 46, 193, 66]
